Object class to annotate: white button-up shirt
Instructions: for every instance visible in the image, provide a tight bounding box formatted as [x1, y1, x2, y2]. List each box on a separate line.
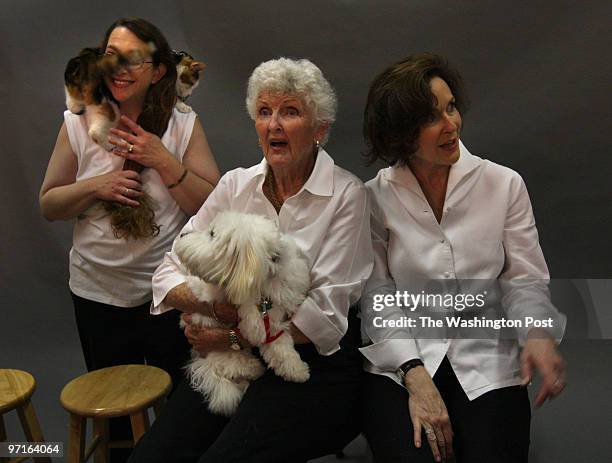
[360, 142, 566, 400]
[152, 149, 374, 356]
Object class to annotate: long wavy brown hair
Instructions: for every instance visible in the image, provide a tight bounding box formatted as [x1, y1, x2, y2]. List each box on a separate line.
[100, 18, 177, 240]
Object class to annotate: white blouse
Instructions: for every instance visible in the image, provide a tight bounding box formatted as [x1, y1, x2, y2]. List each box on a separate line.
[359, 142, 566, 400]
[152, 149, 374, 356]
[65, 108, 196, 307]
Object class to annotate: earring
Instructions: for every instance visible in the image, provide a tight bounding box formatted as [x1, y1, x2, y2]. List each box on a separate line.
[315, 139, 320, 149]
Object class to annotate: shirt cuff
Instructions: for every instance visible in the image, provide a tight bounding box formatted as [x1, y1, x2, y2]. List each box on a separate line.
[151, 257, 187, 315]
[359, 338, 420, 373]
[292, 296, 344, 356]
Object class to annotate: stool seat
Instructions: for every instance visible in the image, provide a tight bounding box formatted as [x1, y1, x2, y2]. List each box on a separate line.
[60, 365, 171, 418]
[61, 365, 172, 462]
[0, 369, 36, 414]
[0, 369, 50, 463]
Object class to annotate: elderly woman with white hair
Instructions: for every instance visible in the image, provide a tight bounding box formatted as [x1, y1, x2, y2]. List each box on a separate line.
[128, 58, 373, 463]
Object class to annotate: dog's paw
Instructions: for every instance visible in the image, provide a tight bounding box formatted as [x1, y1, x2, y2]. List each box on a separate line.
[238, 312, 266, 346]
[176, 101, 192, 113]
[276, 359, 310, 383]
[206, 380, 247, 416]
[88, 127, 113, 151]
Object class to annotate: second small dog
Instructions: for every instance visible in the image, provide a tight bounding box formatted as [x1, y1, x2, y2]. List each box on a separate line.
[175, 211, 311, 416]
[64, 47, 121, 150]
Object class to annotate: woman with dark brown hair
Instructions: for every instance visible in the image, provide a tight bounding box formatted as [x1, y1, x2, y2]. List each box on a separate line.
[40, 18, 219, 461]
[360, 53, 567, 462]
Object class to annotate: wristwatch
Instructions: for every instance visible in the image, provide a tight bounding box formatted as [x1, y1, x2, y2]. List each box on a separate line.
[396, 358, 424, 382]
[229, 329, 242, 351]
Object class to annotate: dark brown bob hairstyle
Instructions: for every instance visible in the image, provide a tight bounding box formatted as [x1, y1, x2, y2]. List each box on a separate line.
[363, 52, 468, 166]
[101, 18, 177, 138]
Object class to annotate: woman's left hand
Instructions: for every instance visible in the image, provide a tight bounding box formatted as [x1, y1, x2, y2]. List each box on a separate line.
[109, 115, 174, 171]
[521, 328, 567, 407]
[181, 313, 233, 357]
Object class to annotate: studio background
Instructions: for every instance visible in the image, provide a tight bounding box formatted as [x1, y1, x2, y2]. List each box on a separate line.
[1, 1, 610, 461]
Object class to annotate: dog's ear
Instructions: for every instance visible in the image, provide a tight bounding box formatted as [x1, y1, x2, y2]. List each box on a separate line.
[222, 239, 264, 305]
[174, 232, 212, 277]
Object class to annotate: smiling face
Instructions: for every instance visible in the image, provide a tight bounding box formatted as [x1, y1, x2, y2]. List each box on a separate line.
[255, 92, 328, 172]
[412, 76, 462, 167]
[102, 27, 165, 106]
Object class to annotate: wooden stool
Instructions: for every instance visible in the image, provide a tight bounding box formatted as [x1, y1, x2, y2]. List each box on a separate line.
[60, 365, 171, 463]
[0, 369, 50, 463]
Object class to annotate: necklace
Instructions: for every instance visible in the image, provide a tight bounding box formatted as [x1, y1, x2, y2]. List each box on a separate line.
[264, 169, 283, 212]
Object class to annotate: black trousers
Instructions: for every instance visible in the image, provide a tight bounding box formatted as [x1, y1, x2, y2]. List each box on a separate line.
[362, 357, 531, 463]
[72, 292, 191, 462]
[128, 309, 364, 463]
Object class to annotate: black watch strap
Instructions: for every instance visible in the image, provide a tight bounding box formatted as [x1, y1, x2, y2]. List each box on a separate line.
[397, 358, 424, 381]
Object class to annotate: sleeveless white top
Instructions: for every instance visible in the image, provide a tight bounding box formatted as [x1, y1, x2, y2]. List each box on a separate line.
[64, 108, 196, 307]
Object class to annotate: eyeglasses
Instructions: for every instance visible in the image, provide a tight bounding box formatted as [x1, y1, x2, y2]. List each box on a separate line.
[104, 52, 153, 71]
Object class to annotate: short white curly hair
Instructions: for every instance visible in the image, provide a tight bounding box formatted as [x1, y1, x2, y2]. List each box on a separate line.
[246, 58, 337, 145]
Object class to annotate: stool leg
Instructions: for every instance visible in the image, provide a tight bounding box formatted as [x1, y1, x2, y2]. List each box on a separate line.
[0, 414, 6, 441]
[16, 400, 51, 463]
[129, 411, 150, 444]
[67, 414, 86, 463]
[152, 398, 164, 418]
[92, 418, 109, 463]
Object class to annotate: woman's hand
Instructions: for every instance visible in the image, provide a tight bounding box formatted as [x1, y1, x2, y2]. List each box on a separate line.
[208, 301, 239, 326]
[404, 367, 453, 462]
[181, 314, 231, 357]
[181, 313, 249, 356]
[109, 115, 175, 172]
[92, 170, 142, 207]
[521, 328, 566, 407]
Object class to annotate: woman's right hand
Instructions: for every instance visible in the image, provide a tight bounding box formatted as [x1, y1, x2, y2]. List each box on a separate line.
[93, 170, 142, 207]
[404, 367, 454, 462]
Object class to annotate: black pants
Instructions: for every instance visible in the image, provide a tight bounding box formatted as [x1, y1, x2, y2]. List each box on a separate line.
[128, 309, 364, 463]
[72, 292, 191, 462]
[362, 357, 531, 463]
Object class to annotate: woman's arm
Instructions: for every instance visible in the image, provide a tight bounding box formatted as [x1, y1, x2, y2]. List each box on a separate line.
[110, 115, 220, 215]
[499, 173, 567, 404]
[290, 182, 374, 355]
[40, 122, 142, 221]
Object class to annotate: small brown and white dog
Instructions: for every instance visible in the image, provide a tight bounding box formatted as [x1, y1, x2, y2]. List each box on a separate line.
[175, 211, 311, 416]
[64, 47, 205, 149]
[173, 50, 206, 113]
[64, 47, 121, 150]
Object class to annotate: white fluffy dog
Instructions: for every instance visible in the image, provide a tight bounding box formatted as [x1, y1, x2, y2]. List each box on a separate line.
[174, 211, 311, 416]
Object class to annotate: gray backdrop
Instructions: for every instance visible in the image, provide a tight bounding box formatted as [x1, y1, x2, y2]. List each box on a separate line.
[1, 1, 611, 461]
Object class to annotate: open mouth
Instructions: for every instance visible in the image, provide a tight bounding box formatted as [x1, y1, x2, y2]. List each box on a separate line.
[269, 140, 288, 149]
[111, 78, 134, 89]
[439, 138, 458, 150]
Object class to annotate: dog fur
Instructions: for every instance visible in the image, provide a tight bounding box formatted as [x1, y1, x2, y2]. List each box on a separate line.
[174, 211, 311, 416]
[173, 50, 206, 113]
[64, 47, 121, 150]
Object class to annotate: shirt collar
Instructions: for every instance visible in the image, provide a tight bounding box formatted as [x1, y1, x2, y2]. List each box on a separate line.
[385, 140, 482, 195]
[253, 148, 335, 197]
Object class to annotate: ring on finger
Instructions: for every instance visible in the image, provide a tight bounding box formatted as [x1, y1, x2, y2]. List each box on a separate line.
[127, 143, 134, 154]
[124, 187, 129, 195]
[425, 428, 437, 440]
